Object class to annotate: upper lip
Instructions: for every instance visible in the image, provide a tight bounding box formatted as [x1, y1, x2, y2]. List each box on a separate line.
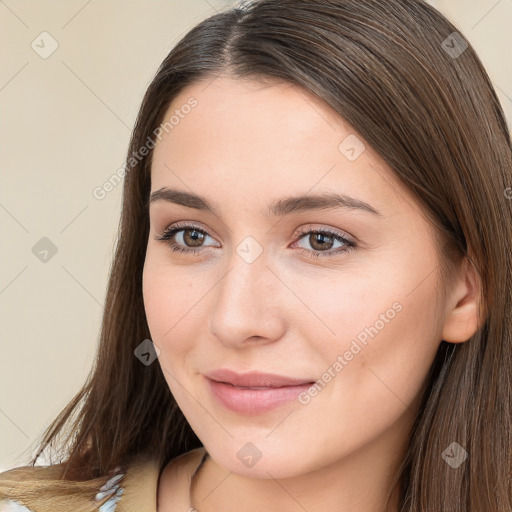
[205, 368, 315, 388]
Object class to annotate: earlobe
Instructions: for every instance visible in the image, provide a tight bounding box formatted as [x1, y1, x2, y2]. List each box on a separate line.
[441, 256, 485, 344]
[441, 302, 481, 343]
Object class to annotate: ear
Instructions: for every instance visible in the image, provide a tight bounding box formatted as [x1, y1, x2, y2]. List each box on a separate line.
[441, 256, 485, 344]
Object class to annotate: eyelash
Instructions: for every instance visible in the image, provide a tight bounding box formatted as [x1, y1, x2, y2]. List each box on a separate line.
[154, 222, 356, 259]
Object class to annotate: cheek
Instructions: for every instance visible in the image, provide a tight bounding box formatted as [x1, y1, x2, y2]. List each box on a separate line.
[304, 275, 441, 432]
[357, 280, 443, 402]
[288, 251, 443, 409]
[142, 258, 189, 352]
[142, 255, 211, 376]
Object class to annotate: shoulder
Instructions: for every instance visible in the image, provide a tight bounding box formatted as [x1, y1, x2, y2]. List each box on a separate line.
[159, 446, 207, 487]
[0, 448, 205, 512]
[161, 446, 207, 477]
[0, 454, 159, 512]
[157, 446, 207, 511]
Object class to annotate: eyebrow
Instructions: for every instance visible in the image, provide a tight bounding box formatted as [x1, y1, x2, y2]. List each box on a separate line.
[149, 187, 382, 217]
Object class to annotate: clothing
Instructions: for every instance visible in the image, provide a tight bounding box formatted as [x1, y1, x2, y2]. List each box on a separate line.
[0, 447, 207, 512]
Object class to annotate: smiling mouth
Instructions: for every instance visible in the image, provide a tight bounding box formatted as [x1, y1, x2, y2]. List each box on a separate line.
[206, 378, 317, 415]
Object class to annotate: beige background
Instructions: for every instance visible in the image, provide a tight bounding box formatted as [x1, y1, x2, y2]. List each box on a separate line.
[1, 0, 511, 472]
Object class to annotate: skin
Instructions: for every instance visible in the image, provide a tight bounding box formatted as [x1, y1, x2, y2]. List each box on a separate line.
[143, 75, 482, 512]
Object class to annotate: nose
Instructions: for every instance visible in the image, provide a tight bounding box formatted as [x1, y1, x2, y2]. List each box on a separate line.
[208, 247, 287, 348]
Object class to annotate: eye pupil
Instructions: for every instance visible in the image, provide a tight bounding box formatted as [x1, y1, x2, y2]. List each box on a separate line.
[184, 229, 205, 247]
[309, 233, 334, 251]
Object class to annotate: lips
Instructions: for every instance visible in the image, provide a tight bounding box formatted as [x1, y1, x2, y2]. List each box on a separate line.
[203, 369, 317, 414]
[205, 368, 315, 388]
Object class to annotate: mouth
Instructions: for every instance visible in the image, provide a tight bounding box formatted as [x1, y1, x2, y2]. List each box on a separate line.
[204, 370, 316, 415]
[205, 368, 315, 388]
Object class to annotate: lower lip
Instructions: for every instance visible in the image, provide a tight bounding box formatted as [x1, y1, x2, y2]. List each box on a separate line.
[206, 378, 315, 415]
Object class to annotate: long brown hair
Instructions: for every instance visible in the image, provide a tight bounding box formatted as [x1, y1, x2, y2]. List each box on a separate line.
[9, 1, 512, 510]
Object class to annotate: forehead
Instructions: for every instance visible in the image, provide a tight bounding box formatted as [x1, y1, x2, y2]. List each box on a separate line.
[149, 75, 415, 219]
[157, 75, 350, 158]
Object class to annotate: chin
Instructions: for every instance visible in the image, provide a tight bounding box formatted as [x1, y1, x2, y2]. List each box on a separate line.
[203, 438, 315, 480]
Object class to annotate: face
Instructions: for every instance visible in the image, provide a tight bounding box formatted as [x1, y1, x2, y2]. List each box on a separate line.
[142, 75, 448, 479]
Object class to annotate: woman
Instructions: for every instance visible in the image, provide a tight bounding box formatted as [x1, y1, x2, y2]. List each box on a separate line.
[1, 0, 511, 511]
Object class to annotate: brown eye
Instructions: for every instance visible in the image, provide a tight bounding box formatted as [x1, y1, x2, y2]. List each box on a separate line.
[155, 224, 218, 254]
[182, 228, 206, 247]
[292, 227, 356, 259]
[307, 232, 335, 251]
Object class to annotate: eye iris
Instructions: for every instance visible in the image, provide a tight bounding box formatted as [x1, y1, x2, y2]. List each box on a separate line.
[183, 229, 205, 247]
[309, 233, 334, 251]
